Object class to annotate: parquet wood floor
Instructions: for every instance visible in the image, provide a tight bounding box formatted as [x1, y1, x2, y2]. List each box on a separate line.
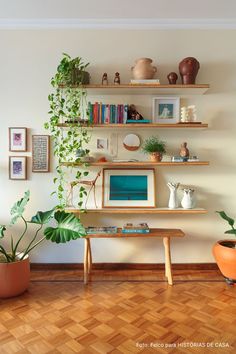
[0, 269, 235, 354]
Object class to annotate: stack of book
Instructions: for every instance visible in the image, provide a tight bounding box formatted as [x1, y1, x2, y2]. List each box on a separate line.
[88, 102, 129, 124]
[86, 226, 118, 234]
[122, 223, 150, 234]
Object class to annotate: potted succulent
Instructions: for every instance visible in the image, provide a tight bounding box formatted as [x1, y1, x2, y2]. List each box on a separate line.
[0, 190, 86, 298]
[142, 136, 166, 162]
[213, 211, 236, 285]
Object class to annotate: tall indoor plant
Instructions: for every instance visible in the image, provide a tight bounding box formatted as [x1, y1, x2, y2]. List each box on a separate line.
[0, 190, 86, 298]
[45, 53, 91, 209]
[213, 211, 236, 285]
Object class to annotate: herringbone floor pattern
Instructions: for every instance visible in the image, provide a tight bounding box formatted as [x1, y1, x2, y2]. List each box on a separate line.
[0, 270, 236, 354]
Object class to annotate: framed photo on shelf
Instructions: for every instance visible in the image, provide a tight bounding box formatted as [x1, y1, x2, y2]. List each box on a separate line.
[9, 156, 27, 180]
[102, 168, 156, 208]
[9, 127, 27, 152]
[32, 135, 50, 172]
[152, 97, 180, 124]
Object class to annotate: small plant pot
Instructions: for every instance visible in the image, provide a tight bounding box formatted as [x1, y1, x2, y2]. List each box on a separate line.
[150, 152, 162, 162]
[0, 255, 30, 298]
[212, 240, 236, 283]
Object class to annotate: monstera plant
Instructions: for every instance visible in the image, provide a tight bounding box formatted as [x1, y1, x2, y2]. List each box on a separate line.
[0, 190, 86, 298]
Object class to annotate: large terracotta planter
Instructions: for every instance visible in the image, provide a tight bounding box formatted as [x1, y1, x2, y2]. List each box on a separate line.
[0, 255, 30, 298]
[213, 240, 236, 282]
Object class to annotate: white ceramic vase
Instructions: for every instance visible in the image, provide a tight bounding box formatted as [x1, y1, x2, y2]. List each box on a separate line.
[181, 189, 195, 209]
[167, 182, 180, 209]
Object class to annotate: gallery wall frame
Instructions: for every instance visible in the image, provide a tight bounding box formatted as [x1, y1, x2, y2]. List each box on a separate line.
[9, 156, 27, 180]
[102, 168, 156, 208]
[9, 127, 27, 152]
[32, 135, 50, 172]
[152, 96, 180, 124]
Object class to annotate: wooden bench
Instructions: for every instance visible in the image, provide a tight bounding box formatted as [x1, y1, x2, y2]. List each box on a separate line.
[83, 228, 185, 285]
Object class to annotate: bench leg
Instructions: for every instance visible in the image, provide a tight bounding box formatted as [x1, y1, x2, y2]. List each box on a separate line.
[88, 238, 92, 274]
[84, 238, 89, 284]
[163, 237, 173, 285]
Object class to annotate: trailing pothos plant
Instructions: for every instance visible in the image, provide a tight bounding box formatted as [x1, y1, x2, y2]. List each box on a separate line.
[0, 191, 86, 263]
[45, 53, 91, 209]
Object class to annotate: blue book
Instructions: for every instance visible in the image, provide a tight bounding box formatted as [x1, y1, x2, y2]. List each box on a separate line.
[122, 229, 150, 234]
[126, 119, 151, 124]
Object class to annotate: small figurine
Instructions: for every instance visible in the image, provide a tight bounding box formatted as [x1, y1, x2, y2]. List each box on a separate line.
[167, 72, 178, 85]
[179, 142, 189, 160]
[128, 104, 143, 120]
[187, 105, 197, 122]
[114, 72, 120, 85]
[102, 73, 108, 85]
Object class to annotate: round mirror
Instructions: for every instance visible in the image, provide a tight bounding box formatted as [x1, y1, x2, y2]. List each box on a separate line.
[123, 134, 141, 151]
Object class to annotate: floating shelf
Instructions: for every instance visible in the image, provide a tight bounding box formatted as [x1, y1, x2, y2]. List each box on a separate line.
[61, 161, 210, 167]
[57, 123, 208, 129]
[80, 84, 210, 95]
[68, 208, 207, 215]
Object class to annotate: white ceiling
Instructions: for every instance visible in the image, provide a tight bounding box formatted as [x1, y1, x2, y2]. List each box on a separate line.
[0, 0, 236, 28]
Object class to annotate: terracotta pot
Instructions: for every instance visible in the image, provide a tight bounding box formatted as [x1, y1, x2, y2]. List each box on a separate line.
[150, 152, 162, 162]
[212, 240, 236, 281]
[131, 58, 157, 80]
[0, 255, 30, 298]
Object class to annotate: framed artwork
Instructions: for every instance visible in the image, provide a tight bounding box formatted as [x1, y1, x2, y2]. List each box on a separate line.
[9, 127, 27, 152]
[96, 138, 108, 150]
[32, 135, 50, 172]
[102, 168, 156, 208]
[9, 156, 27, 180]
[152, 97, 180, 124]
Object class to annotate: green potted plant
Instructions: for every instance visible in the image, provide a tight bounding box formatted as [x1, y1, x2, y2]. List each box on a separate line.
[142, 136, 166, 162]
[213, 211, 236, 285]
[45, 53, 91, 208]
[0, 190, 86, 298]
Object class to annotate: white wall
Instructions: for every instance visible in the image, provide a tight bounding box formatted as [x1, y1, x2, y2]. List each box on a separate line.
[0, 29, 235, 263]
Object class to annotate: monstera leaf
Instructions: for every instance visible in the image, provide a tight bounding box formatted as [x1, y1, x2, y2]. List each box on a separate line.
[44, 211, 86, 243]
[10, 190, 30, 225]
[30, 209, 55, 225]
[216, 211, 235, 227]
[0, 225, 6, 239]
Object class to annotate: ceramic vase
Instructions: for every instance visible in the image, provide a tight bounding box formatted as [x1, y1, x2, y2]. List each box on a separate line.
[167, 182, 180, 209]
[181, 188, 195, 209]
[131, 58, 157, 80]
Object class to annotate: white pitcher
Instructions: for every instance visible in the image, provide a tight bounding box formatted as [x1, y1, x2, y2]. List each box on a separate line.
[167, 182, 180, 209]
[181, 189, 195, 209]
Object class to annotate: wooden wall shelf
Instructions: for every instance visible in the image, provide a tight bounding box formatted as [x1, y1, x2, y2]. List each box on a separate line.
[61, 161, 209, 167]
[57, 123, 208, 129]
[68, 208, 207, 215]
[81, 84, 210, 95]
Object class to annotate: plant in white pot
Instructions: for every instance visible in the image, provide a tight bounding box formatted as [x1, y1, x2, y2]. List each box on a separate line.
[142, 136, 166, 162]
[0, 190, 86, 298]
[213, 211, 236, 285]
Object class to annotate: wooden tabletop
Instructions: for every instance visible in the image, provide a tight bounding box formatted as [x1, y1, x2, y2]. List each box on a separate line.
[85, 228, 185, 238]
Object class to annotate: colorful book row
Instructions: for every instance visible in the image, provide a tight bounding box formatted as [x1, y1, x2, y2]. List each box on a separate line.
[88, 102, 129, 124]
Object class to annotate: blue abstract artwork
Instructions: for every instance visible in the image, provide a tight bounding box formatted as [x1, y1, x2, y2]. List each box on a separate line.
[110, 175, 148, 200]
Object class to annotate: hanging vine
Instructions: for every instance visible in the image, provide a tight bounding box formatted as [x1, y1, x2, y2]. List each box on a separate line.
[45, 53, 91, 209]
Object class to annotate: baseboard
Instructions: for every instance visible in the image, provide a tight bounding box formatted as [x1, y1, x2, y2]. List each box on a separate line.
[31, 263, 218, 271]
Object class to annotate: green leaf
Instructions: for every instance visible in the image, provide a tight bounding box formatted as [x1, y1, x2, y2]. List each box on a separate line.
[10, 190, 30, 225]
[216, 211, 235, 227]
[30, 209, 55, 225]
[44, 211, 86, 243]
[225, 229, 236, 235]
[0, 225, 6, 239]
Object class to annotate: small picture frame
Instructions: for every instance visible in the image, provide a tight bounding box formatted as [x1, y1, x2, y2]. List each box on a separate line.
[153, 97, 180, 124]
[9, 156, 27, 180]
[102, 168, 156, 208]
[96, 138, 108, 150]
[9, 127, 27, 152]
[32, 135, 50, 172]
